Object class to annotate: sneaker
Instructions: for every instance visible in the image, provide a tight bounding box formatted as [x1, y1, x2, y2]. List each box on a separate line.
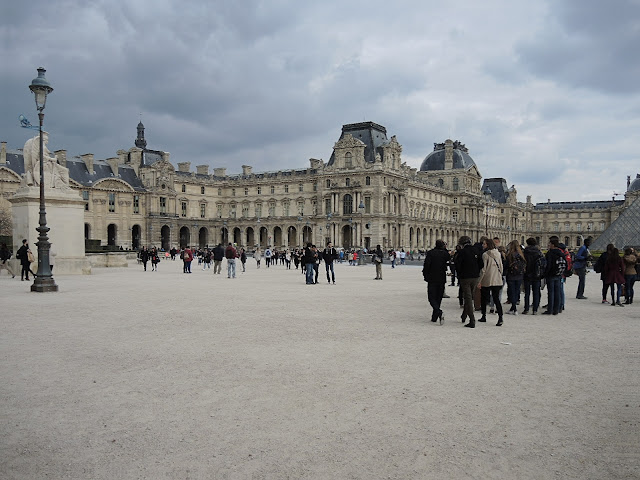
[443, 294, 450, 298]
[576, 296, 588, 300]
[616, 302, 624, 307]
[532, 310, 538, 315]
[522, 310, 529, 315]
[602, 299, 609, 304]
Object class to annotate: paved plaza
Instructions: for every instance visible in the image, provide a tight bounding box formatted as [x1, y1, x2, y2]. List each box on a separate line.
[1, 259, 639, 479]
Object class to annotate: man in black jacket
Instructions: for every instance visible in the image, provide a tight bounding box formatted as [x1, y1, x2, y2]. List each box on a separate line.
[212, 243, 225, 274]
[454, 236, 483, 328]
[322, 242, 338, 284]
[423, 240, 451, 324]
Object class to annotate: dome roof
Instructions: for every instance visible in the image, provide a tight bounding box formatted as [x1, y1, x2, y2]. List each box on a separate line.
[419, 141, 476, 171]
[628, 174, 640, 192]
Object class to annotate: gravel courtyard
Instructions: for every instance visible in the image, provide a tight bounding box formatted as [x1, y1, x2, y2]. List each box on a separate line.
[1, 260, 638, 479]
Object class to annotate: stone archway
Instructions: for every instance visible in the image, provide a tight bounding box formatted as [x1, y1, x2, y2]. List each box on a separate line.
[132, 224, 141, 250]
[107, 224, 117, 246]
[287, 226, 297, 247]
[273, 226, 283, 247]
[246, 227, 255, 247]
[341, 224, 353, 249]
[233, 227, 242, 245]
[161, 225, 171, 251]
[199, 227, 208, 248]
[179, 226, 190, 248]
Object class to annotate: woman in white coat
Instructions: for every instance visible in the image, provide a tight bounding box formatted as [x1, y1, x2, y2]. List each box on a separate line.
[477, 237, 504, 326]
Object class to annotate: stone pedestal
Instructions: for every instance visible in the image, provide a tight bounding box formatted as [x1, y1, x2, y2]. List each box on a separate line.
[9, 186, 91, 275]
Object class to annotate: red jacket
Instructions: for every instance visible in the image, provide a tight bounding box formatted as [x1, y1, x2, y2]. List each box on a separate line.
[225, 245, 238, 259]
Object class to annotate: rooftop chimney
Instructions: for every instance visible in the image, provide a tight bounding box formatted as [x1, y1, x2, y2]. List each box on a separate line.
[107, 157, 119, 176]
[242, 165, 253, 175]
[55, 150, 67, 167]
[81, 154, 94, 174]
[178, 162, 191, 173]
[214, 167, 226, 177]
[444, 139, 454, 170]
[0, 142, 6, 164]
[196, 165, 209, 175]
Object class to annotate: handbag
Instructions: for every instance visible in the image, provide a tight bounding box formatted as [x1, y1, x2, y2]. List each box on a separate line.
[27, 250, 35, 263]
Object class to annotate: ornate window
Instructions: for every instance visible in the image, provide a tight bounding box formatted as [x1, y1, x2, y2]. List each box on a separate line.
[283, 202, 290, 217]
[108, 193, 116, 213]
[181, 202, 187, 217]
[576, 222, 582, 232]
[284, 184, 289, 193]
[453, 178, 459, 191]
[346, 177, 350, 187]
[452, 211, 458, 222]
[343, 194, 353, 214]
[257, 186, 262, 195]
[298, 201, 304, 216]
[271, 185, 275, 194]
[345, 152, 353, 168]
[312, 200, 318, 215]
[182, 184, 186, 193]
[565, 222, 570, 231]
[365, 196, 371, 214]
[255, 203, 262, 218]
[313, 182, 317, 192]
[200, 204, 206, 218]
[268, 202, 276, 217]
[160, 197, 166, 214]
[244, 187, 248, 196]
[218, 188, 222, 196]
[133, 195, 139, 214]
[299, 183, 304, 192]
[201, 186, 205, 194]
[325, 198, 331, 214]
[326, 179, 331, 188]
[242, 204, 249, 218]
[365, 176, 371, 186]
[453, 197, 458, 204]
[216, 204, 223, 217]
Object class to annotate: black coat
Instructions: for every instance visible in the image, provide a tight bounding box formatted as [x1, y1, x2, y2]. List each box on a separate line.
[454, 244, 483, 279]
[422, 247, 451, 284]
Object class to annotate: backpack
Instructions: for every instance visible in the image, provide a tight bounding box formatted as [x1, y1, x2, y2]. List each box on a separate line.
[508, 255, 525, 276]
[552, 253, 567, 277]
[533, 253, 547, 280]
[563, 250, 573, 277]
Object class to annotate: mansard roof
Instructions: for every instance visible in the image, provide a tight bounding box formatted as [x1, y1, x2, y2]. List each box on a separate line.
[591, 197, 640, 249]
[4, 151, 25, 176]
[481, 178, 513, 204]
[327, 122, 390, 166]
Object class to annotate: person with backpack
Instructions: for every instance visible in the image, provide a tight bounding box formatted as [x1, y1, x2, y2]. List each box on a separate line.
[505, 240, 526, 315]
[522, 238, 545, 315]
[543, 236, 566, 315]
[574, 237, 592, 299]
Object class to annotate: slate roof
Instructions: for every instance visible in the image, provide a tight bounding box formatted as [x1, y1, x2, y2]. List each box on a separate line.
[533, 200, 624, 210]
[141, 149, 164, 167]
[482, 178, 511, 204]
[328, 122, 390, 166]
[628, 174, 640, 192]
[2, 150, 145, 192]
[591, 197, 640, 250]
[420, 143, 476, 172]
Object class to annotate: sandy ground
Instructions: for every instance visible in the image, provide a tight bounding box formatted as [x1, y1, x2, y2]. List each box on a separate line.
[1, 259, 638, 480]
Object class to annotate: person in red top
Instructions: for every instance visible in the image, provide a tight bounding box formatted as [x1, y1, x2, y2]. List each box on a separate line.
[225, 243, 238, 278]
[183, 246, 193, 273]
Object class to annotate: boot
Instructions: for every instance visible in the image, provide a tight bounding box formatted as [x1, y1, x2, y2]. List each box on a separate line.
[478, 315, 487, 322]
[496, 316, 503, 326]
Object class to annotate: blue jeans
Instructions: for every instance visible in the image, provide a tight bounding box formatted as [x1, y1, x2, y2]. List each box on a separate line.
[523, 278, 541, 312]
[507, 279, 522, 311]
[325, 262, 335, 282]
[305, 263, 315, 284]
[227, 259, 236, 278]
[575, 267, 587, 297]
[547, 276, 562, 314]
[625, 274, 636, 302]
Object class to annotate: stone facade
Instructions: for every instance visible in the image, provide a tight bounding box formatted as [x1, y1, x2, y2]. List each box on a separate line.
[1, 124, 637, 252]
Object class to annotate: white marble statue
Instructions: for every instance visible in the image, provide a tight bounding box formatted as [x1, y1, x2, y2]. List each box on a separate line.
[23, 132, 70, 189]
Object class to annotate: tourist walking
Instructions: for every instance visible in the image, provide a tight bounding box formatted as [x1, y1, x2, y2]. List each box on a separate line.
[454, 236, 483, 328]
[212, 243, 224, 274]
[543, 237, 566, 315]
[477, 238, 504, 326]
[240, 248, 247, 272]
[604, 248, 625, 307]
[522, 238, 544, 315]
[140, 246, 149, 271]
[373, 245, 384, 280]
[265, 247, 272, 268]
[322, 242, 338, 284]
[225, 243, 238, 278]
[594, 244, 614, 303]
[202, 249, 212, 270]
[574, 237, 592, 299]
[422, 240, 450, 324]
[254, 248, 262, 269]
[150, 247, 160, 271]
[505, 240, 526, 315]
[182, 246, 193, 273]
[302, 243, 316, 285]
[16, 239, 34, 281]
[623, 247, 637, 304]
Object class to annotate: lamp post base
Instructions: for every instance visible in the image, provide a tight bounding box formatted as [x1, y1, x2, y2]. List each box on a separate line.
[31, 277, 58, 292]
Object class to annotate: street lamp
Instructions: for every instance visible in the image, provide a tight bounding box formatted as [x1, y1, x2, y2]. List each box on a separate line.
[29, 67, 57, 292]
[358, 200, 365, 249]
[483, 187, 492, 236]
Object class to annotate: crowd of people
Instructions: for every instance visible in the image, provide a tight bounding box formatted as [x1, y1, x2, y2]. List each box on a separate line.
[422, 235, 639, 328]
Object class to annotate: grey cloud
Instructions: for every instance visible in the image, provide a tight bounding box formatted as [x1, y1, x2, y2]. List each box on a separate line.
[516, 0, 640, 94]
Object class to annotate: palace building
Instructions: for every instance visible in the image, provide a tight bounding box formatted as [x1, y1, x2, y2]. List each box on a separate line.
[1, 121, 638, 251]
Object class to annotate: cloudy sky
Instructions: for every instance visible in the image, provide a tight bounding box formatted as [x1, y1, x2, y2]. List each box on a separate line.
[3, 0, 639, 203]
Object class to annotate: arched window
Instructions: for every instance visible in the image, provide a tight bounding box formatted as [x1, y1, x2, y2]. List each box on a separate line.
[343, 194, 353, 214]
[365, 176, 371, 186]
[344, 152, 353, 168]
[438, 178, 444, 187]
[345, 178, 350, 187]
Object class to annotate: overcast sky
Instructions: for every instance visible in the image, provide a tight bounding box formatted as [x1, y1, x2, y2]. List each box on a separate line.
[3, 0, 639, 203]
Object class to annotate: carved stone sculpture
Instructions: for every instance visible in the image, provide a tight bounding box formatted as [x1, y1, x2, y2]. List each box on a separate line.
[23, 132, 70, 190]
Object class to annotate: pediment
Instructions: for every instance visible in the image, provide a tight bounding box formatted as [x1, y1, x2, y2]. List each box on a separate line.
[334, 134, 366, 150]
[0, 166, 21, 182]
[93, 178, 134, 192]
